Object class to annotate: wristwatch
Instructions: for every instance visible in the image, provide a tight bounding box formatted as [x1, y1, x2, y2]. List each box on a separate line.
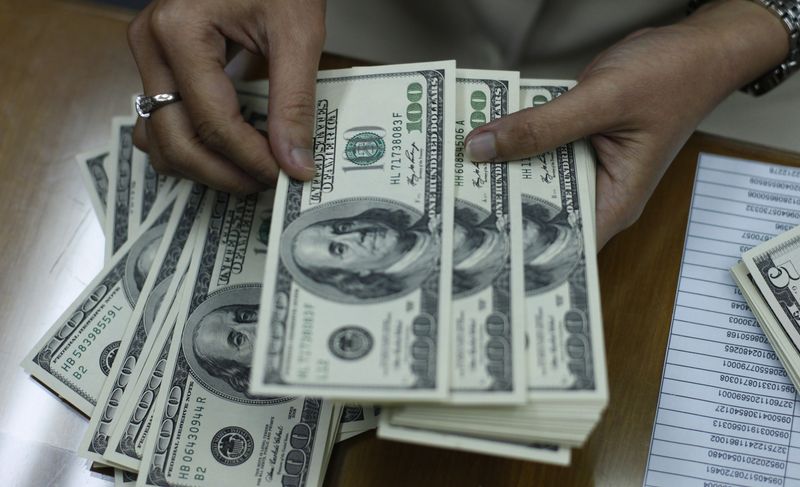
[688, 0, 800, 95]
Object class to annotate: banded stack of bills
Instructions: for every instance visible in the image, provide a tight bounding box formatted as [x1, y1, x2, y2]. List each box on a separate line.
[735, 225, 800, 390]
[22, 62, 607, 486]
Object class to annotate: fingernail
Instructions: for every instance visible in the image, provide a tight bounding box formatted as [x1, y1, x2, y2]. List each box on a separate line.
[290, 148, 316, 178]
[466, 132, 497, 162]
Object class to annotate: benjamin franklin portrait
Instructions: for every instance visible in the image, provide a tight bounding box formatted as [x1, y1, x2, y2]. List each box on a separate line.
[451, 199, 510, 298]
[123, 224, 165, 305]
[192, 303, 257, 396]
[181, 285, 282, 404]
[521, 195, 583, 295]
[280, 198, 440, 303]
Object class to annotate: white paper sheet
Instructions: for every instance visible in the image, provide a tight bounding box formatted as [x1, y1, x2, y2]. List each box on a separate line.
[645, 153, 800, 487]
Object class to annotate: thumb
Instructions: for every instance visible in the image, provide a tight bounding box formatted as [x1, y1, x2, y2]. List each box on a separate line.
[594, 164, 619, 250]
[266, 25, 324, 181]
[465, 79, 620, 162]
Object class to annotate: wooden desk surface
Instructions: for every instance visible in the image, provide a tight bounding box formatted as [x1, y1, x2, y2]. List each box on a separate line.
[2, 1, 799, 486]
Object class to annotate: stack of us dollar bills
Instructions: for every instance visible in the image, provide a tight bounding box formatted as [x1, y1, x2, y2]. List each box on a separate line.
[22, 61, 607, 487]
[733, 227, 800, 391]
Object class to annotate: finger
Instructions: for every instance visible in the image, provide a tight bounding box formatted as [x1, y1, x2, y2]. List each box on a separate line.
[144, 149, 180, 178]
[464, 77, 625, 162]
[591, 134, 651, 250]
[265, 15, 325, 180]
[149, 105, 264, 193]
[133, 118, 149, 152]
[128, 6, 262, 193]
[142, 120, 183, 178]
[595, 164, 617, 250]
[150, 11, 287, 184]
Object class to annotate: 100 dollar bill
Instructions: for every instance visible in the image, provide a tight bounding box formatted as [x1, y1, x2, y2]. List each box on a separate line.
[77, 146, 111, 228]
[139, 190, 332, 487]
[251, 61, 456, 401]
[130, 149, 177, 236]
[106, 117, 137, 259]
[449, 69, 525, 403]
[103, 290, 185, 471]
[518, 80, 607, 403]
[22, 189, 179, 415]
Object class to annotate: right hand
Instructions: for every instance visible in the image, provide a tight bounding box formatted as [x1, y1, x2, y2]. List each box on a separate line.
[127, 0, 326, 194]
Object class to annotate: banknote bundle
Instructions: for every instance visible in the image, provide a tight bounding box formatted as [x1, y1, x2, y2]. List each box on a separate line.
[373, 79, 606, 461]
[246, 65, 606, 463]
[22, 61, 607, 486]
[734, 224, 800, 391]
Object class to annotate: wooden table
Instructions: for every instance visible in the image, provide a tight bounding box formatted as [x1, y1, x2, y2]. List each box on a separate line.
[2, 1, 799, 486]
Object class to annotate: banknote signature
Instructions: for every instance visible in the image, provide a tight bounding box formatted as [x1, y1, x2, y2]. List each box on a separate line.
[265, 424, 284, 481]
[405, 142, 423, 186]
[472, 162, 488, 188]
[537, 153, 555, 183]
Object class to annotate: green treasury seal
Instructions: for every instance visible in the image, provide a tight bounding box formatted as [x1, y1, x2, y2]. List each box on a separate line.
[344, 132, 385, 166]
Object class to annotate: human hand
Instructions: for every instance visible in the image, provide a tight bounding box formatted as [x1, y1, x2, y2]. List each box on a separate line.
[127, 0, 326, 194]
[464, 0, 788, 249]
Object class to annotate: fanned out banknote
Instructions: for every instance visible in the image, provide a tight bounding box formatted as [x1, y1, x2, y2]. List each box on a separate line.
[104, 285, 186, 471]
[77, 146, 111, 227]
[78, 182, 206, 465]
[449, 69, 526, 404]
[519, 81, 606, 403]
[23, 64, 610, 486]
[251, 61, 458, 401]
[137, 190, 334, 487]
[130, 148, 178, 237]
[106, 117, 137, 260]
[22, 189, 179, 415]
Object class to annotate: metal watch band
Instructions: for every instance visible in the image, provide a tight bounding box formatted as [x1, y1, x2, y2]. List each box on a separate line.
[688, 0, 800, 95]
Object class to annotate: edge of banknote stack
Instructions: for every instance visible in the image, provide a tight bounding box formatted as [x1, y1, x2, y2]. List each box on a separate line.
[733, 221, 800, 392]
[21, 61, 607, 487]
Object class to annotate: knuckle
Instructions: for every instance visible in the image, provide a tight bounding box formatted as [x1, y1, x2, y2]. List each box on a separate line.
[155, 139, 186, 172]
[508, 114, 545, 154]
[227, 178, 261, 196]
[276, 90, 317, 122]
[127, 15, 148, 48]
[195, 119, 230, 151]
[627, 27, 654, 41]
[249, 158, 279, 183]
[276, 11, 325, 48]
[132, 136, 149, 153]
[270, 93, 316, 138]
[132, 135, 147, 154]
[148, 3, 181, 41]
[148, 155, 169, 174]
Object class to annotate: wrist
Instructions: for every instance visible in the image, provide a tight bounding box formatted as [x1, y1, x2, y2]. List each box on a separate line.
[682, 0, 790, 92]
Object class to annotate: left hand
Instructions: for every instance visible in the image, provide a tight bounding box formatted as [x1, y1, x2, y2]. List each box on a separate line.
[464, 0, 788, 249]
